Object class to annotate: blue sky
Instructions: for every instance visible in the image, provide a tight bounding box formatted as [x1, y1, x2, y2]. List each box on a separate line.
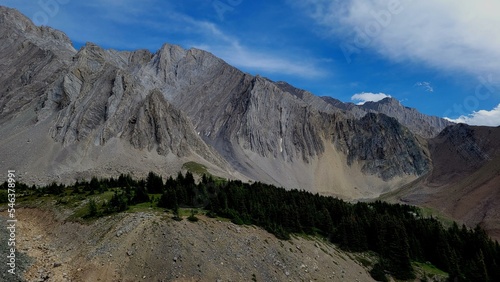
[3, 0, 500, 126]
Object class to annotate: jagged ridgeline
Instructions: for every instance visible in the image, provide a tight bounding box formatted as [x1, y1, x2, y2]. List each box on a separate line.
[0, 6, 452, 199]
[3, 173, 499, 281]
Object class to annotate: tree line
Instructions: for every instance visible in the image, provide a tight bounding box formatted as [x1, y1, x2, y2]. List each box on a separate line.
[2, 172, 499, 281]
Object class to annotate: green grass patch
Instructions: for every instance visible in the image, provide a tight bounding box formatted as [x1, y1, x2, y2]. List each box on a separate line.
[187, 209, 199, 222]
[70, 202, 94, 220]
[418, 206, 455, 228]
[413, 262, 448, 277]
[177, 208, 200, 217]
[58, 190, 114, 207]
[182, 162, 208, 175]
[68, 192, 115, 220]
[127, 201, 161, 213]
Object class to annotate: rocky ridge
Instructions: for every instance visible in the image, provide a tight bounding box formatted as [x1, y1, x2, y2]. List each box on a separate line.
[274, 81, 453, 139]
[359, 97, 453, 138]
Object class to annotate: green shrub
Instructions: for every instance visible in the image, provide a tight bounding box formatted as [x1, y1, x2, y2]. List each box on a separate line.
[188, 210, 199, 222]
[87, 199, 98, 218]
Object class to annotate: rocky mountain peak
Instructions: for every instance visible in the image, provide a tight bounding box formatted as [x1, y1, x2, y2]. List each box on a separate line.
[0, 6, 75, 57]
[358, 97, 453, 138]
[0, 6, 34, 31]
[364, 97, 400, 106]
[434, 123, 489, 165]
[274, 81, 307, 99]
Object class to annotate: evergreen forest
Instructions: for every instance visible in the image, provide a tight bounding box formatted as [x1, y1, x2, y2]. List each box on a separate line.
[2, 171, 500, 281]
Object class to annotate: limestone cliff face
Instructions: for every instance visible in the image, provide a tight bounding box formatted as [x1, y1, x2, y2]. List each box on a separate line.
[330, 113, 430, 180]
[0, 6, 434, 197]
[0, 6, 74, 123]
[127, 89, 217, 158]
[359, 98, 453, 138]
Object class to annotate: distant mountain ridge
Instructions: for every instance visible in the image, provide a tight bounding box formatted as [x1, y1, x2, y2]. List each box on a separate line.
[274, 81, 453, 138]
[0, 6, 468, 201]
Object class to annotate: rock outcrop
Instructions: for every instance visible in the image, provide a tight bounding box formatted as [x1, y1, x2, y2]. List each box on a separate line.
[332, 113, 430, 180]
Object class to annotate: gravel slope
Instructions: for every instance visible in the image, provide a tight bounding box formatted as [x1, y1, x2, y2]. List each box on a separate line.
[10, 208, 375, 282]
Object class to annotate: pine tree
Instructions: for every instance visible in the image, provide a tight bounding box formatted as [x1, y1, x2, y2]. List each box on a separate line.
[87, 198, 98, 217]
[146, 172, 163, 194]
[133, 185, 149, 204]
[89, 177, 100, 193]
[385, 221, 415, 280]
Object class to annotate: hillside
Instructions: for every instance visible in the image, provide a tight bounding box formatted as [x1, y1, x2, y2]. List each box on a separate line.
[383, 124, 500, 241]
[0, 208, 374, 282]
[4, 172, 499, 281]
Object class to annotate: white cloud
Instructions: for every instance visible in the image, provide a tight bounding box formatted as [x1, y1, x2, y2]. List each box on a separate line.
[351, 92, 391, 105]
[294, 0, 500, 83]
[445, 104, 500, 126]
[415, 81, 434, 92]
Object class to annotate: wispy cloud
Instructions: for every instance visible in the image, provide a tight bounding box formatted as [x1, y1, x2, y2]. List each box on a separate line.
[202, 43, 326, 78]
[445, 104, 500, 126]
[351, 92, 391, 105]
[165, 13, 326, 78]
[415, 82, 434, 92]
[294, 0, 500, 83]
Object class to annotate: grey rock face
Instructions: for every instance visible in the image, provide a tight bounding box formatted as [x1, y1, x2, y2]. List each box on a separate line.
[127, 89, 212, 157]
[0, 7, 74, 123]
[331, 113, 430, 180]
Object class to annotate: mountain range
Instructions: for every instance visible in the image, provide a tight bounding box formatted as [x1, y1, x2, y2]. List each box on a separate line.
[1, 6, 499, 239]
